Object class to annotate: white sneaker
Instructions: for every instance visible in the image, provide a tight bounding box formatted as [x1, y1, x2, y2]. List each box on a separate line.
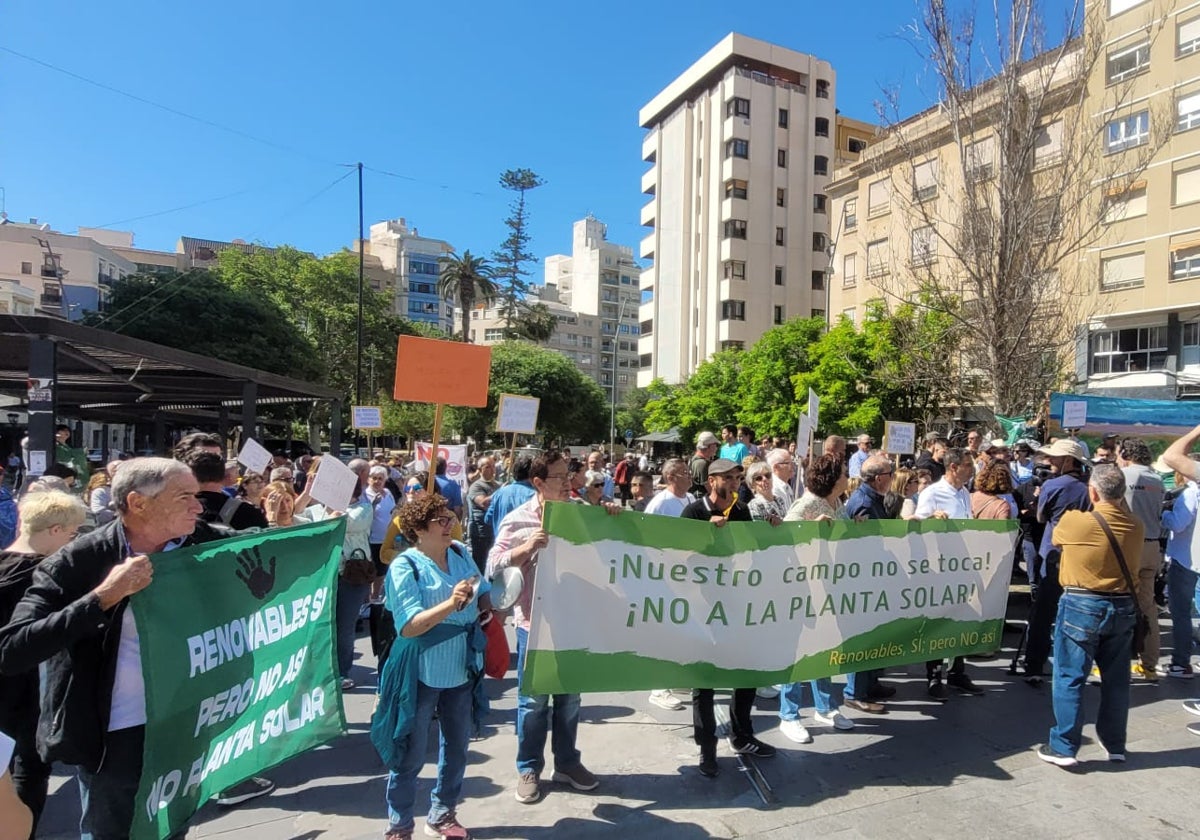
[648, 689, 685, 711]
[779, 719, 813, 744]
[813, 710, 855, 731]
[756, 686, 781, 699]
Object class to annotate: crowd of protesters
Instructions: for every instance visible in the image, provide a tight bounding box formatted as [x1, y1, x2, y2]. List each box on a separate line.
[2, 419, 1200, 838]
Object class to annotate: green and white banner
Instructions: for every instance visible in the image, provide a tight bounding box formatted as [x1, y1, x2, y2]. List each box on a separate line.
[130, 519, 348, 840]
[523, 503, 1017, 695]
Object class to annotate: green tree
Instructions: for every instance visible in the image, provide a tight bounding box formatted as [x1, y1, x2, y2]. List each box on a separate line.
[796, 315, 882, 437]
[738, 317, 826, 438]
[643, 350, 743, 448]
[438, 250, 498, 342]
[615, 380, 673, 442]
[379, 396, 435, 449]
[493, 168, 544, 336]
[509, 301, 557, 344]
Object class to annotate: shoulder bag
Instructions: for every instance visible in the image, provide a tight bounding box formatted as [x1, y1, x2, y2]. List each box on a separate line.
[1090, 511, 1150, 657]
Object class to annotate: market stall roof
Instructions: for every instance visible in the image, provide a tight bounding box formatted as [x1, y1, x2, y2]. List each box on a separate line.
[0, 314, 340, 423]
[635, 428, 682, 443]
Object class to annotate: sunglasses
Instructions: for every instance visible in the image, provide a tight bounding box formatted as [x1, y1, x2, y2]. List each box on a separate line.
[405, 485, 423, 493]
[590, 483, 604, 488]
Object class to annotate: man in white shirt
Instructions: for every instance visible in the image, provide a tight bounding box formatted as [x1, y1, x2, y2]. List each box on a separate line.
[767, 448, 797, 509]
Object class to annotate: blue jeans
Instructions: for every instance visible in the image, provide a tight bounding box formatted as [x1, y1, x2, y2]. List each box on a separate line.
[336, 580, 370, 678]
[78, 726, 143, 840]
[779, 678, 834, 720]
[1048, 592, 1137, 757]
[843, 669, 878, 701]
[1167, 562, 1199, 667]
[385, 680, 473, 832]
[515, 626, 582, 775]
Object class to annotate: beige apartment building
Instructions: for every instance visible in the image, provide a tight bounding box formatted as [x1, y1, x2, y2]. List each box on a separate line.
[637, 34, 841, 386]
[829, 0, 1200, 402]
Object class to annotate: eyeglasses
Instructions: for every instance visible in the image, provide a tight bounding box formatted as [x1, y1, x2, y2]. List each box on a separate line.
[752, 475, 771, 482]
[432, 515, 456, 527]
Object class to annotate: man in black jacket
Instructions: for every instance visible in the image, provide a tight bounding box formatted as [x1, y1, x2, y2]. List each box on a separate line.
[0, 457, 223, 839]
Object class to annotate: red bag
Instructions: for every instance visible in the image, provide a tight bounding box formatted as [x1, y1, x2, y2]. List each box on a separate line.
[481, 611, 510, 678]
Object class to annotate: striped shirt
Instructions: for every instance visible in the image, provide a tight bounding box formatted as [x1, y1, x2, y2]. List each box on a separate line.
[486, 495, 544, 632]
[386, 543, 490, 688]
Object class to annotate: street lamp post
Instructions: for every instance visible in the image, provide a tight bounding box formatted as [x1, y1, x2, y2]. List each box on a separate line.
[608, 295, 632, 458]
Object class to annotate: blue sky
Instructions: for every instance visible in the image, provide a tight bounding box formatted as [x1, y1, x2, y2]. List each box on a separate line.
[2, 1, 998, 266]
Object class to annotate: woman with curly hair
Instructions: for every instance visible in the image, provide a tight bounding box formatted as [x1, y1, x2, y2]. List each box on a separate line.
[971, 460, 1017, 519]
[784, 454, 848, 521]
[378, 493, 492, 840]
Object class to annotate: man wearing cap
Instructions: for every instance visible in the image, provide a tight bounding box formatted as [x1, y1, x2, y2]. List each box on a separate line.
[681, 459, 770, 776]
[1117, 437, 1164, 680]
[690, 432, 719, 497]
[915, 433, 947, 482]
[848, 434, 873, 479]
[1024, 438, 1092, 681]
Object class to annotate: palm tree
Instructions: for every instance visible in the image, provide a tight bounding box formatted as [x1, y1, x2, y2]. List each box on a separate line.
[438, 251, 499, 342]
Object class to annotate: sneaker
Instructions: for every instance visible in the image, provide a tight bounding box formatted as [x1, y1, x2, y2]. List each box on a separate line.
[756, 686, 780, 699]
[1188, 722, 1200, 737]
[385, 829, 413, 840]
[341, 677, 356, 691]
[1182, 700, 1200, 716]
[928, 678, 950, 701]
[515, 772, 541, 804]
[1160, 664, 1195, 679]
[1103, 747, 1126, 763]
[866, 682, 897, 700]
[813, 710, 855, 731]
[424, 812, 471, 839]
[1131, 663, 1159, 682]
[215, 776, 275, 806]
[730, 735, 776, 757]
[947, 673, 984, 695]
[779, 719, 813, 744]
[1035, 744, 1078, 768]
[552, 763, 599, 791]
[698, 747, 718, 777]
[649, 689, 685, 711]
[843, 698, 886, 714]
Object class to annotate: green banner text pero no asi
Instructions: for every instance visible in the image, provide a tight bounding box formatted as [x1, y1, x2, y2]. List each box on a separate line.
[523, 504, 1017, 695]
[130, 518, 348, 840]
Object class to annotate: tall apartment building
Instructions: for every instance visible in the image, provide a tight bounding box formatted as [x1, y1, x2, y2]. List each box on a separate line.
[367, 218, 455, 332]
[828, 0, 1200, 403]
[545, 216, 642, 405]
[637, 33, 838, 386]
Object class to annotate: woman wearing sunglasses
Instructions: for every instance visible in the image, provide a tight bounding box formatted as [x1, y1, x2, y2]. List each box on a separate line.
[581, 470, 612, 506]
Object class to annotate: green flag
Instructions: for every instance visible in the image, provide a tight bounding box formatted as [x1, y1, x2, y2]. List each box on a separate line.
[130, 519, 348, 840]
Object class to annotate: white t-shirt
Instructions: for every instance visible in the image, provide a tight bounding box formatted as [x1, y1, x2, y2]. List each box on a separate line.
[914, 478, 972, 520]
[0, 731, 13, 768]
[644, 488, 692, 518]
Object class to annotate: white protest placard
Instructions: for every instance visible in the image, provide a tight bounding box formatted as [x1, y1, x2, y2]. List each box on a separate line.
[414, 442, 470, 493]
[807, 388, 820, 431]
[352, 405, 383, 430]
[309, 453, 358, 512]
[495, 394, 540, 434]
[1062, 400, 1088, 430]
[884, 421, 916, 455]
[796, 413, 813, 457]
[236, 438, 273, 475]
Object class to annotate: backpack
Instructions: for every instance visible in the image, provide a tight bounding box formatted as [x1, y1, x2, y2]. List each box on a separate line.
[217, 495, 250, 526]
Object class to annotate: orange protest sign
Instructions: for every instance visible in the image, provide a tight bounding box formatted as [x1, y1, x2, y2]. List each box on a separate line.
[393, 336, 492, 407]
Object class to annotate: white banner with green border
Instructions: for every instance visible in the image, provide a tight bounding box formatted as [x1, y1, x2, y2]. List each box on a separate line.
[522, 503, 1017, 695]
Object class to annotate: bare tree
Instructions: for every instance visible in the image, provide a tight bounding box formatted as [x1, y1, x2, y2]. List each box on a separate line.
[871, 0, 1171, 416]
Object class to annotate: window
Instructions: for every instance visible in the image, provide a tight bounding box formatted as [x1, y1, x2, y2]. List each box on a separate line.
[582, 336, 593, 348]
[777, 227, 787, 246]
[565, 333, 579, 346]
[811, 308, 826, 319]
[484, 328, 505, 341]
[1034, 120, 1063, 166]
[913, 159, 938, 201]
[727, 97, 750, 118]
[910, 226, 936, 265]
[815, 79, 830, 99]
[618, 374, 628, 385]
[777, 188, 787, 207]
[1107, 41, 1150, 84]
[774, 305, 786, 325]
[1185, 322, 1200, 367]
[778, 108, 789, 128]
[1174, 165, 1200, 204]
[1103, 181, 1147, 222]
[720, 340, 745, 351]
[1179, 92, 1200, 132]
[726, 138, 749, 159]
[1106, 110, 1149, 153]
[1180, 15, 1200, 56]
[812, 232, 826, 251]
[1109, 0, 1145, 15]
[867, 178, 891, 216]
[778, 149, 788, 167]
[813, 155, 828, 176]
[842, 253, 857, 287]
[725, 179, 748, 199]
[721, 300, 746, 321]
[844, 198, 858, 229]
[724, 260, 746, 280]
[965, 136, 995, 181]
[811, 271, 824, 290]
[1090, 325, 1168, 375]
[20, 261, 31, 274]
[1172, 242, 1200, 280]
[866, 238, 890, 278]
[723, 219, 747, 239]
[813, 193, 826, 212]
[1032, 198, 1061, 240]
[775, 266, 785, 286]
[815, 117, 829, 137]
[1100, 251, 1146, 291]
[848, 138, 868, 154]
[409, 260, 439, 275]
[843, 308, 857, 324]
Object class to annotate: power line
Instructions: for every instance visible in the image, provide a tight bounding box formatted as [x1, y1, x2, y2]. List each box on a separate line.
[247, 169, 356, 242]
[82, 185, 266, 231]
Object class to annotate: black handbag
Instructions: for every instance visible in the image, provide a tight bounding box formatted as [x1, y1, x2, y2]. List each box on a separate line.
[340, 547, 378, 586]
[1091, 512, 1151, 656]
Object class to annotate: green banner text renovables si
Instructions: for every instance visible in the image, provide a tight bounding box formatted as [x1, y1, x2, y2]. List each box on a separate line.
[522, 504, 1017, 694]
[130, 519, 348, 840]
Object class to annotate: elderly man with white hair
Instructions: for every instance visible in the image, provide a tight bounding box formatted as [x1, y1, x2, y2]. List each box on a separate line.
[766, 448, 797, 509]
[848, 434, 873, 478]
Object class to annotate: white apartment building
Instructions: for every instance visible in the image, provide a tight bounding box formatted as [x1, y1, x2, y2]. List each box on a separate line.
[637, 33, 838, 386]
[0, 217, 135, 320]
[544, 216, 642, 405]
[367, 218, 455, 332]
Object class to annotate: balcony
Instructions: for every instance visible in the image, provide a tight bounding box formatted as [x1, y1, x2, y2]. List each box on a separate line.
[720, 155, 751, 183]
[642, 130, 658, 163]
[641, 168, 657, 195]
[640, 233, 656, 260]
[719, 237, 748, 264]
[640, 200, 656, 227]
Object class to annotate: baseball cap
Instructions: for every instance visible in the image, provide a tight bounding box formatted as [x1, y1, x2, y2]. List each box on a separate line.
[707, 458, 739, 476]
[697, 431, 719, 448]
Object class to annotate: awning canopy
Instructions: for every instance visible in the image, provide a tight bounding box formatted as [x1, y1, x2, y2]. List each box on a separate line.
[636, 428, 682, 443]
